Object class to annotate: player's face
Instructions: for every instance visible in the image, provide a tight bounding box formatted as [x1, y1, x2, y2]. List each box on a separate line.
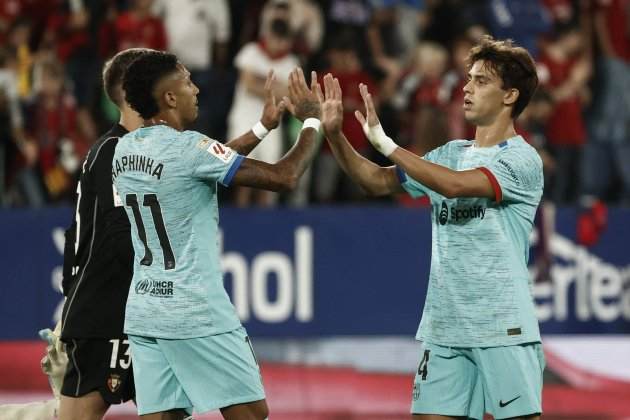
[173, 64, 199, 125]
[462, 60, 510, 126]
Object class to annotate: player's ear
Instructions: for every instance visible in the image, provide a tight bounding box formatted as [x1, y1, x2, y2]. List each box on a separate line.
[504, 88, 519, 107]
[164, 90, 177, 109]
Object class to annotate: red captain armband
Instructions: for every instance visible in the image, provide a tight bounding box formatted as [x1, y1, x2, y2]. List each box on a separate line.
[478, 167, 502, 202]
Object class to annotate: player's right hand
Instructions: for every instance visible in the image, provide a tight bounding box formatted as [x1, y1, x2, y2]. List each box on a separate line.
[283, 68, 322, 122]
[321, 73, 344, 137]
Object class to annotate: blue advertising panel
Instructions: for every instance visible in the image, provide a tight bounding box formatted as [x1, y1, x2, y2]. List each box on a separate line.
[1, 207, 629, 340]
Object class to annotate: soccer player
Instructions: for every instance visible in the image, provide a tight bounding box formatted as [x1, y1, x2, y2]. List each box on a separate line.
[320, 36, 544, 420]
[56, 48, 287, 420]
[112, 51, 322, 420]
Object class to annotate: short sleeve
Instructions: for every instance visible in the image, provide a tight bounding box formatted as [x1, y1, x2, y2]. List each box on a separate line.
[186, 133, 244, 186]
[481, 146, 543, 204]
[397, 143, 444, 198]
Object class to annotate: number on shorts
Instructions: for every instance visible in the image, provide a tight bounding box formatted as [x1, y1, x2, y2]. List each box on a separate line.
[417, 349, 430, 380]
[109, 339, 131, 369]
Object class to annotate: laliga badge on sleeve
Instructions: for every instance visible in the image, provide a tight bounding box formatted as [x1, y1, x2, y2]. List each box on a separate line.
[207, 140, 234, 163]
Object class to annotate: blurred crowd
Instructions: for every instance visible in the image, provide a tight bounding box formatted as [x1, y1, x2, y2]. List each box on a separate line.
[0, 0, 628, 208]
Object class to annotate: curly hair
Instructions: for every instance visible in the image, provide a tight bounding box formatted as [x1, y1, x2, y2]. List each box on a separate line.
[103, 48, 153, 107]
[123, 50, 179, 119]
[467, 35, 538, 119]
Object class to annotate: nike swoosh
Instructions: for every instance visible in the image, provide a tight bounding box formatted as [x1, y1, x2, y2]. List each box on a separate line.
[499, 395, 521, 408]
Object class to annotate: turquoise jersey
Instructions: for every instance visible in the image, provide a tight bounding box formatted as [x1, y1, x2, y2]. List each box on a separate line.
[112, 125, 244, 339]
[399, 136, 543, 347]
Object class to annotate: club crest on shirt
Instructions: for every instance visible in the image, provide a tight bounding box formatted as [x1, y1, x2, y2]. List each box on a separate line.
[107, 373, 121, 393]
[207, 140, 234, 163]
[196, 137, 211, 150]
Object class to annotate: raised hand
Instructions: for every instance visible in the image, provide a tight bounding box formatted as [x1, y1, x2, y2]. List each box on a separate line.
[354, 83, 398, 157]
[260, 70, 287, 130]
[321, 73, 344, 137]
[283, 68, 322, 121]
[354, 83, 381, 129]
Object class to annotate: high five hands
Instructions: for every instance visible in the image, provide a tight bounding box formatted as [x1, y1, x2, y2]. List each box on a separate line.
[283, 68, 323, 122]
[319, 74, 399, 157]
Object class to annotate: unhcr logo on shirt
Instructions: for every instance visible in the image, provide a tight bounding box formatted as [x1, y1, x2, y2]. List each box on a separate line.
[437, 201, 486, 225]
[135, 278, 174, 298]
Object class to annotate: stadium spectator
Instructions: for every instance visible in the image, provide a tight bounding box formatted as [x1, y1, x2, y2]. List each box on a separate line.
[367, 0, 426, 80]
[0, 47, 36, 207]
[24, 58, 86, 203]
[260, 0, 324, 61]
[485, 0, 553, 58]
[153, 0, 231, 138]
[581, 0, 630, 205]
[314, 31, 378, 203]
[228, 16, 299, 207]
[101, 0, 167, 53]
[538, 22, 591, 204]
[42, 0, 99, 146]
[444, 35, 477, 141]
[6, 17, 35, 100]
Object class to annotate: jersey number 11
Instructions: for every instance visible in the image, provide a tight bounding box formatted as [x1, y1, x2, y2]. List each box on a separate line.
[126, 193, 176, 270]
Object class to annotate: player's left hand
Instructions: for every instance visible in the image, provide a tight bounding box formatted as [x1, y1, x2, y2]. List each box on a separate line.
[260, 70, 287, 130]
[283, 68, 322, 122]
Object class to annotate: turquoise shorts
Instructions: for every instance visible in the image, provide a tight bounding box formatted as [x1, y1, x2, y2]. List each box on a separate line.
[410, 341, 545, 420]
[128, 326, 265, 415]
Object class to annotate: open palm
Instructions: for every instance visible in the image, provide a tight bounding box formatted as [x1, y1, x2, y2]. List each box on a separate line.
[321, 73, 343, 136]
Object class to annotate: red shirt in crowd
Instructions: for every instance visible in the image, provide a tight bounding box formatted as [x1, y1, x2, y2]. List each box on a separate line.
[320, 70, 378, 154]
[595, 0, 630, 61]
[538, 54, 587, 146]
[27, 93, 86, 173]
[100, 11, 167, 53]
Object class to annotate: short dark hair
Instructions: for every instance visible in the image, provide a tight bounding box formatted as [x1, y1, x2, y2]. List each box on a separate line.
[103, 48, 152, 106]
[123, 50, 179, 119]
[467, 35, 538, 118]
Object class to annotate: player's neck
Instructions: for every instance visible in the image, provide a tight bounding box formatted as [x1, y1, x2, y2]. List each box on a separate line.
[473, 118, 517, 148]
[119, 109, 144, 132]
[143, 111, 185, 131]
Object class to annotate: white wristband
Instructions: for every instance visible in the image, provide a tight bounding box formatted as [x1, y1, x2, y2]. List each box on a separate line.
[252, 121, 269, 140]
[302, 118, 321, 133]
[362, 122, 397, 157]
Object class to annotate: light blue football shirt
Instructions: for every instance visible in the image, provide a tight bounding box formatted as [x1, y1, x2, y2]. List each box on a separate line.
[399, 136, 543, 347]
[112, 125, 244, 339]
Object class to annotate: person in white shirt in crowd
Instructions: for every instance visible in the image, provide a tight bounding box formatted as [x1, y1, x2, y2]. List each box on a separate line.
[153, 0, 231, 138]
[228, 14, 299, 207]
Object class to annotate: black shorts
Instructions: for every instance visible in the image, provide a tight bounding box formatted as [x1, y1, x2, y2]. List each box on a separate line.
[61, 337, 135, 404]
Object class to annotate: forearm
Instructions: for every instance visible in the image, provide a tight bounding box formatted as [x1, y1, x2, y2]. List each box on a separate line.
[276, 126, 322, 185]
[225, 131, 261, 156]
[389, 147, 469, 198]
[326, 131, 396, 196]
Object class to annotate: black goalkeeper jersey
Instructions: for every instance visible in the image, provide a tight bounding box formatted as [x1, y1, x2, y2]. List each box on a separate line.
[61, 124, 134, 340]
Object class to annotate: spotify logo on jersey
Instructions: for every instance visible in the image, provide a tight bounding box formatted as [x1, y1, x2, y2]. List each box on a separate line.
[437, 201, 486, 225]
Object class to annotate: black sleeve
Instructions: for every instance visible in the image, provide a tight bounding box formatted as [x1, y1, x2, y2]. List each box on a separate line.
[62, 221, 76, 296]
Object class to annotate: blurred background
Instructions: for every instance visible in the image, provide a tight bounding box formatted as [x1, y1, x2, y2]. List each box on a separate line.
[0, 0, 629, 419]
